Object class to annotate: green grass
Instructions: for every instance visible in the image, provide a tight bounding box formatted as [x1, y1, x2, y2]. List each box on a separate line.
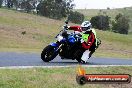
[76, 7, 132, 33]
[0, 8, 132, 58]
[75, 9, 123, 21]
[0, 8, 61, 50]
[94, 30, 132, 58]
[76, 8, 132, 58]
[0, 66, 132, 88]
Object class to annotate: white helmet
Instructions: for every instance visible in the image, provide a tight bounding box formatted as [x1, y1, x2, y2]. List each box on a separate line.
[81, 21, 92, 32]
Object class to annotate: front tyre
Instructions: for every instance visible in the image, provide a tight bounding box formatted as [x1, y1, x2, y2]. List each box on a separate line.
[41, 45, 58, 62]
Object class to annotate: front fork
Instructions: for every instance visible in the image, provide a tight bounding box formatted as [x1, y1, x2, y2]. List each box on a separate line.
[56, 44, 62, 52]
[50, 41, 62, 53]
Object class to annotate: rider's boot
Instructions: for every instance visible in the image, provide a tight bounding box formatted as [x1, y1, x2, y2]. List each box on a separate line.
[81, 50, 90, 63]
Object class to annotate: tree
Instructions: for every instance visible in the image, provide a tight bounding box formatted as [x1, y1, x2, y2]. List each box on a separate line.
[36, 0, 74, 19]
[7, 0, 13, 8]
[90, 15, 110, 30]
[112, 13, 130, 34]
[20, 0, 34, 13]
[12, 0, 19, 10]
[68, 11, 84, 24]
[107, 7, 110, 10]
[0, 0, 3, 8]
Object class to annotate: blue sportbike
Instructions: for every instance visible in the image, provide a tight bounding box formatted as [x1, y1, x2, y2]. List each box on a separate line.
[41, 21, 85, 63]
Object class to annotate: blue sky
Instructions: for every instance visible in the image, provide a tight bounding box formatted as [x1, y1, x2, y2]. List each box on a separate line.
[73, 0, 132, 9]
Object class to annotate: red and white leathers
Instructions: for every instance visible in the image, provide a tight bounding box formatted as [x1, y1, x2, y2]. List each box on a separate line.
[81, 29, 96, 63]
[69, 26, 96, 49]
[69, 26, 82, 32]
[69, 26, 96, 63]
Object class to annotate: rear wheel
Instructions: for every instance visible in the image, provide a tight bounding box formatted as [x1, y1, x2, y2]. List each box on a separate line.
[41, 45, 58, 62]
[76, 59, 87, 64]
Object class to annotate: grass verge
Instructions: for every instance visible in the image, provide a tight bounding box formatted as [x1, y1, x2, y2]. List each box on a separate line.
[0, 66, 132, 88]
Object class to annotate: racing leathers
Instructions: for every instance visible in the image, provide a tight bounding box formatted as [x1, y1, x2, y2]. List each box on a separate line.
[69, 26, 100, 63]
[81, 28, 97, 62]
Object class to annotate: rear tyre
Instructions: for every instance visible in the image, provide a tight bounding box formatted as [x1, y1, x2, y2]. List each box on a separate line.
[41, 45, 58, 62]
[76, 59, 87, 64]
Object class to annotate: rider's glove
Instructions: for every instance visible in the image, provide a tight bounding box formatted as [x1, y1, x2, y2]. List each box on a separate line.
[81, 39, 84, 43]
[63, 25, 70, 30]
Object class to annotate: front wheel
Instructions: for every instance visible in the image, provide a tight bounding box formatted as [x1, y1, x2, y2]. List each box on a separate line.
[41, 45, 58, 62]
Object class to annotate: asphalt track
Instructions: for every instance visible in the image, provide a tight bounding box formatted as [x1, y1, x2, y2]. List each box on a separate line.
[0, 52, 132, 67]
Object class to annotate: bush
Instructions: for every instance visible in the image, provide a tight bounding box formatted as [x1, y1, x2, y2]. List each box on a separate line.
[90, 15, 110, 30]
[21, 31, 26, 35]
[112, 13, 130, 34]
[68, 11, 84, 24]
[36, 0, 74, 20]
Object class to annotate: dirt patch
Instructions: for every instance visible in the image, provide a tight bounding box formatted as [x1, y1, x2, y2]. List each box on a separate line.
[101, 79, 132, 88]
[98, 40, 132, 57]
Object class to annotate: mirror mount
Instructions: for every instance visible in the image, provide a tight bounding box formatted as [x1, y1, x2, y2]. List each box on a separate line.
[65, 20, 68, 24]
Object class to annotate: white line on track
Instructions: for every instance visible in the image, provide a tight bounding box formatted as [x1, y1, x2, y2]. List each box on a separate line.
[0, 65, 132, 69]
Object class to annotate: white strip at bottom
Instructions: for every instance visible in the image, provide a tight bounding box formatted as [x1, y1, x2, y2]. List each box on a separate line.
[0, 65, 132, 69]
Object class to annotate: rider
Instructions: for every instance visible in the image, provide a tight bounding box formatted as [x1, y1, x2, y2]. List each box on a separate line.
[69, 21, 101, 63]
[80, 21, 97, 63]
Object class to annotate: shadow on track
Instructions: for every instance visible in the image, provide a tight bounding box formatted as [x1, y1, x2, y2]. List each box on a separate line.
[41, 61, 102, 66]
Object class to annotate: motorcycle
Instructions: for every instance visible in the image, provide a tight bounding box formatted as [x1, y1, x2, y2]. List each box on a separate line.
[41, 21, 85, 63]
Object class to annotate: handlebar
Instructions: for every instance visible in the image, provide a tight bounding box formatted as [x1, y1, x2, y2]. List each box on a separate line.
[63, 20, 69, 30]
[65, 20, 69, 24]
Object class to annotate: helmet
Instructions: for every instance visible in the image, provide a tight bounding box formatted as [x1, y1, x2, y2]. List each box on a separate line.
[81, 21, 92, 32]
